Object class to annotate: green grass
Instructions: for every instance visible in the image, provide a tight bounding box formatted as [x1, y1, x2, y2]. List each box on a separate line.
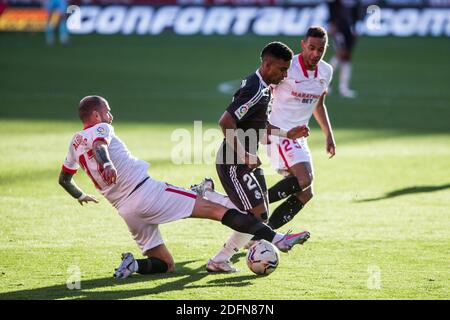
[0, 33, 449, 300]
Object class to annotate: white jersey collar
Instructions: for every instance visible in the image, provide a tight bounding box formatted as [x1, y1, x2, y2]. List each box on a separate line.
[298, 54, 318, 79]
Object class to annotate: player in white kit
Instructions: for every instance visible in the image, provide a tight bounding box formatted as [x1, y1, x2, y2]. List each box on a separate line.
[264, 26, 336, 230]
[58, 95, 310, 279]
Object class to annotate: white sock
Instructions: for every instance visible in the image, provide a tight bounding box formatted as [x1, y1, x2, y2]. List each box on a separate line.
[206, 190, 275, 262]
[330, 55, 340, 71]
[211, 230, 287, 262]
[205, 189, 240, 211]
[212, 231, 254, 262]
[340, 62, 352, 92]
[272, 233, 285, 244]
[206, 189, 252, 262]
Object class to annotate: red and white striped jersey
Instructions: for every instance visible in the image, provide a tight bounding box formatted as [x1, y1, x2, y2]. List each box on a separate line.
[62, 123, 149, 208]
[269, 54, 333, 130]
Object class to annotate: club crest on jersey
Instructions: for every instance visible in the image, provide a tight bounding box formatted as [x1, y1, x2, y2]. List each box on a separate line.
[235, 104, 249, 120]
[254, 190, 262, 199]
[97, 126, 107, 136]
[320, 79, 327, 88]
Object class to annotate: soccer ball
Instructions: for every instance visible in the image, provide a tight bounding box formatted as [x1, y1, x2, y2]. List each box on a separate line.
[246, 240, 280, 276]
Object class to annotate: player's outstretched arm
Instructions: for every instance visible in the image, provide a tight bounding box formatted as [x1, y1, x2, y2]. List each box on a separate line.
[313, 92, 336, 158]
[58, 170, 99, 206]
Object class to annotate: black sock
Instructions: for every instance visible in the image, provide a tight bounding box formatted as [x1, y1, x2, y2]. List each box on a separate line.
[267, 195, 304, 229]
[221, 209, 275, 242]
[268, 176, 302, 203]
[136, 257, 168, 274]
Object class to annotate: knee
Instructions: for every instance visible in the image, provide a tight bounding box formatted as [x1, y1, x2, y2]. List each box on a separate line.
[296, 176, 312, 190]
[305, 188, 314, 202]
[249, 204, 268, 222]
[192, 197, 226, 221]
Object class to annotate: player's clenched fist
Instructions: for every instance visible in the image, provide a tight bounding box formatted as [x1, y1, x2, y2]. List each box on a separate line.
[103, 163, 118, 185]
[326, 135, 336, 159]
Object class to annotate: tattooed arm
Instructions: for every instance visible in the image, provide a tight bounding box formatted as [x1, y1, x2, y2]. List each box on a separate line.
[58, 170, 98, 206]
[92, 140, 117, 185]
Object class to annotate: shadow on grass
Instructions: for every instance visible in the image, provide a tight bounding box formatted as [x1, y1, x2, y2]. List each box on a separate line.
[230, 252, 246, 263]
[356, 183, 450, 203]
[0, 259, 257, 300]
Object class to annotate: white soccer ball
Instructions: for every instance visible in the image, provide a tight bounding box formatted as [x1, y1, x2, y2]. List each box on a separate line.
[246, 240, 280, 276]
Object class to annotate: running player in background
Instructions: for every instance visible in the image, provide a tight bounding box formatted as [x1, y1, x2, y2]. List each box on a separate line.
[43, 0, 69, 45]
[58, 95, 308, 279]
[327, 0, 360, 98]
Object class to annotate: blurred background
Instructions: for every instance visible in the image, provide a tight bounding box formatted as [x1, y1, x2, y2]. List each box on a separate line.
[1, 0, 449, 124]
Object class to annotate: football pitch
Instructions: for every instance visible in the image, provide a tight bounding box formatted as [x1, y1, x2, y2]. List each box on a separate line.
[0, 33, 449, 300]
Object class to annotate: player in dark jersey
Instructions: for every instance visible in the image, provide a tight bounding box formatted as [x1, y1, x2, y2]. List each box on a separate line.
[200, 42, 311, 272]
[328, 0, 360, 98]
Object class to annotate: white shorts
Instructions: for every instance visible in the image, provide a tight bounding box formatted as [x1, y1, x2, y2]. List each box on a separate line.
[117, 178, 197, 254]
[265, 136, 313, 176]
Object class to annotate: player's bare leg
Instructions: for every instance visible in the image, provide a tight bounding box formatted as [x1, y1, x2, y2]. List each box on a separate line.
[290, 161, 314, 204]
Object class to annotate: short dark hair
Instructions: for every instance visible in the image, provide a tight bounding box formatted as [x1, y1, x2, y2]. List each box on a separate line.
[305, 26, 328, 44]
[78, 95, 105, 122]
[260, 41, 293, 62]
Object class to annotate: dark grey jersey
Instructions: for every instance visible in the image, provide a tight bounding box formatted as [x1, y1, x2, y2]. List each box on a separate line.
[218, 71, 271, 164]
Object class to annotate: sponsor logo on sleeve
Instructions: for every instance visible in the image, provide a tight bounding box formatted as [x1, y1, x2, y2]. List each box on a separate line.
[235, 104, 249, 120]
[96, 126, 107, 136]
